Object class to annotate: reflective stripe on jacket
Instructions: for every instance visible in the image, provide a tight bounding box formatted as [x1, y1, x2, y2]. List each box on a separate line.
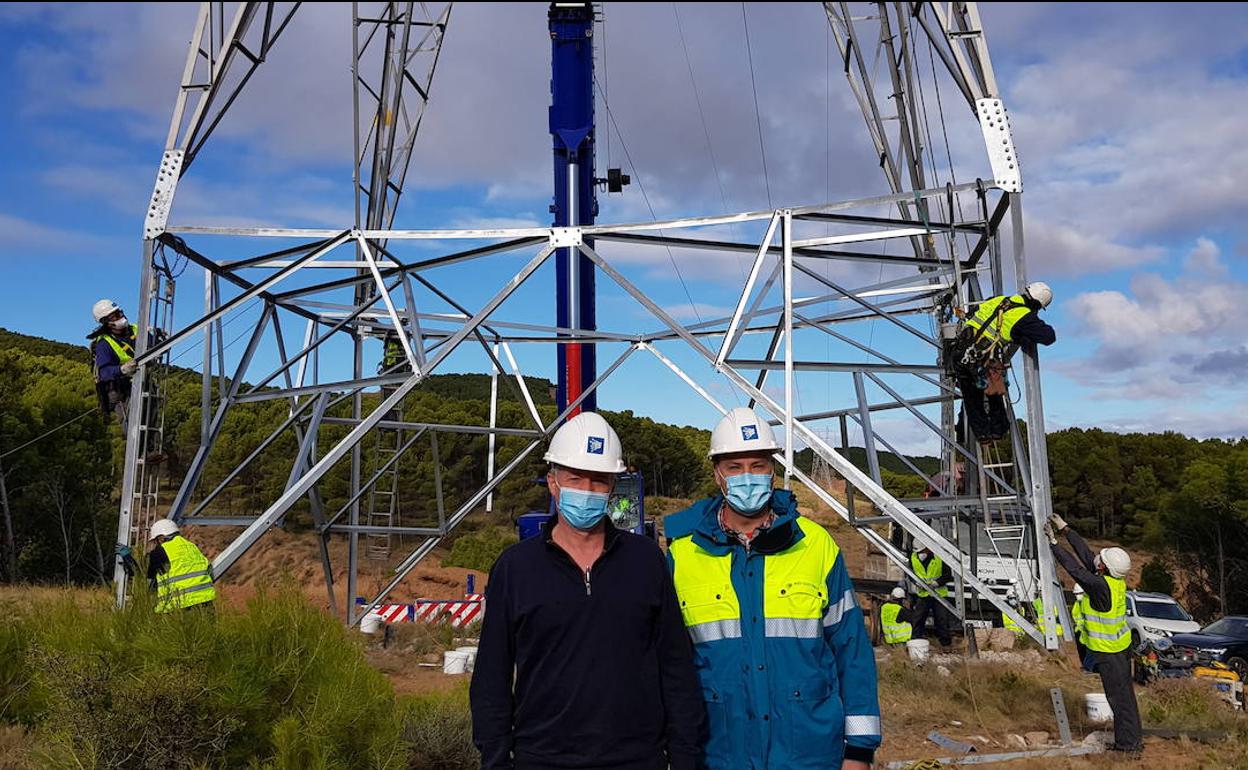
[666, 490, 881, 769]
[1071, 596, 1087, 643]
[966, 295, 1031, 345]
[1082, 575, 1130, 653]
[156, 535, 215, 613]
[909, 553, 948, 598]
[1033, 597, 1063, 638]
[880, 602, 912, 644]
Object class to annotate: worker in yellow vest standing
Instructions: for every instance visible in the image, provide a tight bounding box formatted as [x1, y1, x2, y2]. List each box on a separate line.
[1071, 583, 1093, 671]
[147, 519, 216, 613]
[1047, 514, 1141, 755]
[880, 587, 913, 646]
[909, 546, 953, 649]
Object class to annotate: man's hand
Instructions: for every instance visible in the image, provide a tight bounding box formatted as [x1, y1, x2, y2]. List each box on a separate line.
[121, 360, 137, 376]
[1043, 522, 1058, 546]
[842, 760, 871, 770]
[1049, 513, 1068, 532]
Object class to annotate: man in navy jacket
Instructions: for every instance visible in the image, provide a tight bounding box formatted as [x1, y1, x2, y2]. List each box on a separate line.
[470, 412, 704, 770]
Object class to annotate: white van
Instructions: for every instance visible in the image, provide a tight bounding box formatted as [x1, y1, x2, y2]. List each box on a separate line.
[1126, 591, 1200, 646]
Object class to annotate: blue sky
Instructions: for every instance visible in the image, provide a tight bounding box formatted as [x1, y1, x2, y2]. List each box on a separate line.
[1, 2, 1247, 455]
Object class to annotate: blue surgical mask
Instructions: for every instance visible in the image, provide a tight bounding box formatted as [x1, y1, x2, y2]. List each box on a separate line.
[724, 473, 773, 517]
[558, 488, 611, 531]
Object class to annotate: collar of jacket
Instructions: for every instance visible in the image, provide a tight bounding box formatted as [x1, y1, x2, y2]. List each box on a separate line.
[665, 489, 803, 556]
[540, 514, 624, 554]
[87, 324, 135, 342]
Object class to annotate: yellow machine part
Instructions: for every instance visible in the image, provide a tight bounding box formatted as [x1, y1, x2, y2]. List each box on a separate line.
[1193, 665, 1240, 683]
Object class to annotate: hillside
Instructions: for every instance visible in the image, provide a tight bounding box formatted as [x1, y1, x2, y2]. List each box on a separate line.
[3, 326, 1248, 619]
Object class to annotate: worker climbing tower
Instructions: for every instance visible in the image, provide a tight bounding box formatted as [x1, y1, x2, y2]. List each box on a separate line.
[115, 2, 1065, 646]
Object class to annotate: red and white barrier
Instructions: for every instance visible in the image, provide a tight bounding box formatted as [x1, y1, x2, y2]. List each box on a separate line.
[358, 593, 484, 626]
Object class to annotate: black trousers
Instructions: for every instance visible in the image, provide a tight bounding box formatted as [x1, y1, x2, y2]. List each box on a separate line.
[957, 374, 1009, 441]
[911, 595, 951, 646]
[1092, 649, 1143, 752]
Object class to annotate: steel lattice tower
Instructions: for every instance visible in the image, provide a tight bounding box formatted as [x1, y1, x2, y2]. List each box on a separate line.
[115, 2, 1067, 647]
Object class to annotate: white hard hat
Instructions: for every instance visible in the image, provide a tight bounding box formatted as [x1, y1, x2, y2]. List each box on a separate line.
[708, 407, 782, 458]
[543, 412, 626, 474]
[1073, 583, 1085, 596]
[1100, 547, 1131, 579]
[149, 518, 180, 542]
[1024, 282, 1053, 309]
[93, 298, 121, 322]
[890, 587, 905, 600]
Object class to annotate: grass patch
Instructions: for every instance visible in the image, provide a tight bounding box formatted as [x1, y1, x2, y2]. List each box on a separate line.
[1140, 677, 1240, 732]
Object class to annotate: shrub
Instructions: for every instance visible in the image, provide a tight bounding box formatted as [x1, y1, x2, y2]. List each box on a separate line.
[444, 527, 516, 573]
[25, 587, 407, 770]
[401, 685, 476, 770]
[1140, 677, 1238, 731]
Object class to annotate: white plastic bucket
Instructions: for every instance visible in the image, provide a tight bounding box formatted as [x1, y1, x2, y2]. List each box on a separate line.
[443, 650, 471, 675]
[360, 612, 383, 635]
[906, 638, 931, 662]
[456, 646, 479, 673]
[1086, 692, 1114, 722]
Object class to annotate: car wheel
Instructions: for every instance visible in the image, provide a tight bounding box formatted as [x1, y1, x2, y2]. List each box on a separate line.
[1227, 656, 1248, 681]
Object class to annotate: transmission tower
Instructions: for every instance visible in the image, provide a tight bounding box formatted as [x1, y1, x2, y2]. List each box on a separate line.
[114, 1, 1065, 646]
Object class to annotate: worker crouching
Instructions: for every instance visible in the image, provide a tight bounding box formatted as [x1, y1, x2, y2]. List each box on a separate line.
[147, 519, 215, 613]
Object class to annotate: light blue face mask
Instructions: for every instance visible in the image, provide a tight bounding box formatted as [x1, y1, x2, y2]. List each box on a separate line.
[723, 473, 773, 517]
[558, 487, 611, 531]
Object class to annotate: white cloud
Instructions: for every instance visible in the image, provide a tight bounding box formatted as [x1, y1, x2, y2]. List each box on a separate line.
[1059, 237, 1248, 410]
[1184, 237, 1226, 276]
[663, 302, 732, 322]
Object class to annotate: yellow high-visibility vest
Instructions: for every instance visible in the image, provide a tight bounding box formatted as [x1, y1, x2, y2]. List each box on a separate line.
[966, 295, 1032, 345]
[155, 535, 215, 613]
[1071, 596, 1088, 644]
[881, 602, 912, 644]
[1082, 576, 1130, 653]
[670, 517, 839, 645]
[910, 553, 948, 598]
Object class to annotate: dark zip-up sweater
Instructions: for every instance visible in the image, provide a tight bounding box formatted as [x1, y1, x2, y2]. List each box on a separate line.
[470, 518, 706, 770]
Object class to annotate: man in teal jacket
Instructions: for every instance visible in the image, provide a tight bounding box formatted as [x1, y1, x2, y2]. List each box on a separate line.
[665, 407, 881, 769]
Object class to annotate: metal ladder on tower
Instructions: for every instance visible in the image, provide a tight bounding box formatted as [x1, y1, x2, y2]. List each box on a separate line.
[365, 391, 403, 561]
[976, 426, 1032, 593]
[128, 256, 177, 546]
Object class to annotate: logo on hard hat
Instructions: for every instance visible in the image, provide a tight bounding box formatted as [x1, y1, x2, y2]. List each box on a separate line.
[586, 436, 605, 455]
[741, 425, 759, 441]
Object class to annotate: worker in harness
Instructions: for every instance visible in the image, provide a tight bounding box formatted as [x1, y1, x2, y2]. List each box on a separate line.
[880, 586, 914, 646]
[1047, 514, 1142, 755]
[664, 407, 881, 770]
[470, 412, 704, 770]
[952, 283, 1056, 445]
[909, 545, 953, 650]
[88, 299, 138, 430]
[146, 519, 215, 613]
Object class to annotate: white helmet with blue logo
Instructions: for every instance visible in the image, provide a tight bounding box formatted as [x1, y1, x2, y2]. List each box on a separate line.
[708, 407, 782, 458]
[543, 411, 626, 474]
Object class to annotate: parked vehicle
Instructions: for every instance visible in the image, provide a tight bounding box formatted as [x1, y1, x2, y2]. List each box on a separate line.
[1170, 616, 1248, 680]
[1126, 591, 1200, 646]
